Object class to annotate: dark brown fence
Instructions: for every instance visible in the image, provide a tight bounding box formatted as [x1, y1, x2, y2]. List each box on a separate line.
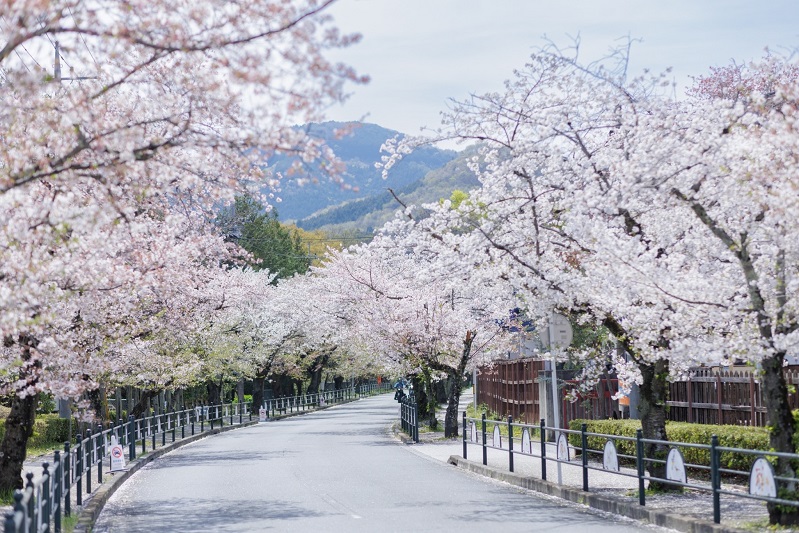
[478, 360, 799, 428]
[476, 358, 545, 423]
[562, 377, 621, 426]
[667, 368, 799, 426]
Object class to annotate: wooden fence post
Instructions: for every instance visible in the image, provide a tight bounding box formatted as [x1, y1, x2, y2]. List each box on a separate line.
[749, 373, 755, 426]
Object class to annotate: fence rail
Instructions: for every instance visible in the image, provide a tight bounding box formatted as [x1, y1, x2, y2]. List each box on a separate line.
[4, 381, 393, 533]
[262, 382, 392, 417]
[478, 359, 799, 428]
[476, 359, 545, 424]
[399, 395, 419, 443]
[462, 411, 796, 525]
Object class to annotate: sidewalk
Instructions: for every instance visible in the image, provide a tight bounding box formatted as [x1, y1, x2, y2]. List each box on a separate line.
[394, 389, 781, 533]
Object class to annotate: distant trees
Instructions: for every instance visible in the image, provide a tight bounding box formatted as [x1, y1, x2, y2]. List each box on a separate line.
[218, 195, 311, 279]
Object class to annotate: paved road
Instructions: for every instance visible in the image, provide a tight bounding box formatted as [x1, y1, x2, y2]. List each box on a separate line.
[95, 395, 659, 532]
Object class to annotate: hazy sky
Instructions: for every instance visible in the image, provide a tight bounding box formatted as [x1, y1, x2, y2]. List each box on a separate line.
[324, 0, 799, 137]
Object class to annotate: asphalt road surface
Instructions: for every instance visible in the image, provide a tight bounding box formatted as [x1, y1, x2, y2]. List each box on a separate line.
[94, 394, 657, 532]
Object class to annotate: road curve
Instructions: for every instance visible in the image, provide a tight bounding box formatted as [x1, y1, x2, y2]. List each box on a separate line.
[94, 394, 655, 532]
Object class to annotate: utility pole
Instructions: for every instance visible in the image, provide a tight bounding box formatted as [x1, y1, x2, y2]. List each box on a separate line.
[53, 41, 96, 83]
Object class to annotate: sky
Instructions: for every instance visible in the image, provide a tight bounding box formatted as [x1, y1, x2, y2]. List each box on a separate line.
[323, 0, 799, 140]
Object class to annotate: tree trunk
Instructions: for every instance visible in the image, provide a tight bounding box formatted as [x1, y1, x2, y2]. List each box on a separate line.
[0, 335, 39, 493]
[762, 351, 799, 525]
[86, 383, 108, 424]
[334, 376, 345, 390]
[130, 389, 158, 419]
[306, 354, 329, 394]
[433, 379, 448, 404]
[638, 358, 679, 491]
[252, 375, 266, 411]
[444, 331, 474, 438]
[207, 380, 222, 405]
[418, 369, 439, 429]
[0, 392, 37, 492]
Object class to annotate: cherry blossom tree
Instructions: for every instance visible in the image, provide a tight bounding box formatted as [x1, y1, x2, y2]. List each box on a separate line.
[378, 43, 742, 484]
[313, 231, 515, 436]
[0, 0, 364, 490]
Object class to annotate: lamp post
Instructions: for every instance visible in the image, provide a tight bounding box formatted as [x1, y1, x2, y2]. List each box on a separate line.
[542, 313, 573, 485]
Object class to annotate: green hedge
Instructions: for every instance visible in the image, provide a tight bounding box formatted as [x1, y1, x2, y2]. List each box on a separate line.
[0, 415, 76, 455]
[567, 417, 796, 472]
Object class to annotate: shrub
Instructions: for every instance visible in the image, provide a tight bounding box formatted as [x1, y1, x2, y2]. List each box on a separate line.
[0, 415, 77, 455]
[567, 417, 784, 472]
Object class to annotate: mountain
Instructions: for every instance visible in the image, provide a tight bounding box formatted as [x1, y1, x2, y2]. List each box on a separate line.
[295, 145, 483, 234]
[267, 122, 457, 221]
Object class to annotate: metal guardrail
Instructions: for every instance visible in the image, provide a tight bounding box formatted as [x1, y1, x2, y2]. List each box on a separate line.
[4, 400, 253, 533]
[399, 395, 419, 443]
[262, 382, 392, 417]
[3, 381, 394, 533]
[462, 412, 798, 525]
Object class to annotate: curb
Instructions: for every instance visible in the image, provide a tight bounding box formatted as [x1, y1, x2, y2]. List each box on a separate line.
[74, 420, 258, 532]
[446, 455, 747, 533]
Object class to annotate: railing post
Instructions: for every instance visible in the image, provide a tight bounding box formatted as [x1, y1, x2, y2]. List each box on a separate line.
[127, 416, 135, 461]
[413, 400, 419, 443]
[76, 436, 82, 507]
[64, 442, 71, 517]
[54, 450, 62, 533]
[171, 409, 176, 442]
[581, 423, 588, 492]
[162, 411, 166, 446]
[97, 424, 103, 485]
[86, 429, 92, 495]
[201, 405, 205, 432]
[42, 462, 51, 527]
[540, 418, 547, 481]
[711, 434, 720, 524]
[481, 413, 487, 466]
[25, 473, 34, 532]
[508, 416, 514, 472]
[636, 428, 645, 506]
[12, 491, 23, 532]
[462, 412, 467, 460]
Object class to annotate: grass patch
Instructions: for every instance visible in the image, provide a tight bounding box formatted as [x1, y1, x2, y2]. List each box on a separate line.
[0, 487, 15, 505]
[62, 512, 79, 533]
[738, 519, 796, 532]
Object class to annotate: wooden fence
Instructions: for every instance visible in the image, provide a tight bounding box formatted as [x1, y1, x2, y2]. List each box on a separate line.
[477, 359, 799, 428]
[476, 358, 545, 424]
[667, 369, 799, 426]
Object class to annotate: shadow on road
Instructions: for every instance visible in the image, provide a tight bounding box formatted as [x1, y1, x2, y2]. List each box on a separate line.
[96, 497, 330, 532]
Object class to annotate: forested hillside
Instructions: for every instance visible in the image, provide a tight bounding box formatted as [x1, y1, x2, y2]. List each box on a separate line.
[268, 122, 457, 221]
[296, 145, 482, 233]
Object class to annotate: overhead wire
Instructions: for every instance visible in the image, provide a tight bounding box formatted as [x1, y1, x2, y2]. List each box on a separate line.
[67, 6, 100, 70]
[0, 16, 37, 73]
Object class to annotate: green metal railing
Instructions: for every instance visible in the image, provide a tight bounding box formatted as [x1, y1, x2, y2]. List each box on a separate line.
[262, 382, 393, 418]
[462, 412, 799, 525]
[3, 381, 393, 533]
[399, 395, 419, 443]
[4, 399, 253, 533]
